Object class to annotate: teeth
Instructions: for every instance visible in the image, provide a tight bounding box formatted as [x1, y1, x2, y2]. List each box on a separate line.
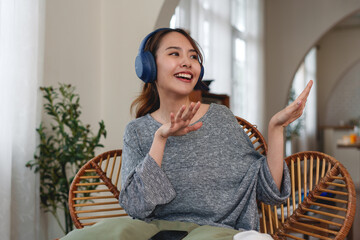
[175, 73, 192, 79]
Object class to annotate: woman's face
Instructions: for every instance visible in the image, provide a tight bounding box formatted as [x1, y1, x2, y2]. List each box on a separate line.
[155, 32, 201, 98]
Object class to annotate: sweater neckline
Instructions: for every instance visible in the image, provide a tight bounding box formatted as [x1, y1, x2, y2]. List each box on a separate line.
[146, 103, 214, 127]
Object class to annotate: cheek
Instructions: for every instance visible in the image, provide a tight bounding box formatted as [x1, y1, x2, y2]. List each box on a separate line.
[157, 59, 175, 75]
[156, 63, 173, 87]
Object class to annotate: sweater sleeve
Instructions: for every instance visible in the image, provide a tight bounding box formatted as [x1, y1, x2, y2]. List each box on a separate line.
[118, 124, 176, 219]
[234, 115, 291, 205]
[256, 158, 291, 205]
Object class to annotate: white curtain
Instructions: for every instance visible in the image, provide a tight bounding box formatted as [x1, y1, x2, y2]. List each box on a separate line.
[0, 0, 44, 239]
[241, 0, 264, 130]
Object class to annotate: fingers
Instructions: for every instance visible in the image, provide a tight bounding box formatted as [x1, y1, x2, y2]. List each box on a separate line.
[273, 81, 313, 127]
[181, 102, 195, 120]
[189, 101, 201, 119]
[169, 112, 175, 128]
[175, 105, 186, 120]
[289, 99, 305, 115]
[186, 122, 203, 132]
[166, 102, 203, 136]
[297, 80, 313, 102]
[176, 101, 201, 122]
[291, 80, 313, 112]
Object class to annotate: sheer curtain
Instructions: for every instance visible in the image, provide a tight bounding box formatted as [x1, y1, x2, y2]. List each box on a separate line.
[0, 0, 44, 239]
[231, 0, 264, 130]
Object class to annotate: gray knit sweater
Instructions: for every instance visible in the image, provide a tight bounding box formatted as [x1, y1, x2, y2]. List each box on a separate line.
[119, 103, 290, 231]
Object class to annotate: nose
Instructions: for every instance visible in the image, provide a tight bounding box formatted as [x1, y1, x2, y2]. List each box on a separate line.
[181, 56, 191, 68]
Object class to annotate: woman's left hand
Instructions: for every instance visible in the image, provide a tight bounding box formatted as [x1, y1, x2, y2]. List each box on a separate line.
[270, 80, 313, 128]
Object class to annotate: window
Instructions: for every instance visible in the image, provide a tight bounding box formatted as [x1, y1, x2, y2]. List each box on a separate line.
[171, 0, 264, 128]
[286, 48, 317, 155]
[231, 2, 247, 118]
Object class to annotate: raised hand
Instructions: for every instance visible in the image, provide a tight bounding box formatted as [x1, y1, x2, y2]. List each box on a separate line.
[266, 80, 313, 189]
[158, 101, 203, 138]
[270, 80, 313, 127]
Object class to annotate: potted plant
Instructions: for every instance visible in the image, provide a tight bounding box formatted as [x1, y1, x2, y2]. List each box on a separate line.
[26, 84, 106, 234]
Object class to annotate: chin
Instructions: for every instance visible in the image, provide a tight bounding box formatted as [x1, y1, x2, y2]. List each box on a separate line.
[167, 87, 193, 97]
[159, 81, 196, 97]
[177, 85, 196, 94]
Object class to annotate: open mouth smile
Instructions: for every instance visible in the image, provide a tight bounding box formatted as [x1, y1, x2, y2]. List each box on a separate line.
[174, 73, 193, 82]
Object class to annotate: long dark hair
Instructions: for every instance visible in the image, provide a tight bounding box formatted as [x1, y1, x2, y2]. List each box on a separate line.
[131, 28, 204, 118]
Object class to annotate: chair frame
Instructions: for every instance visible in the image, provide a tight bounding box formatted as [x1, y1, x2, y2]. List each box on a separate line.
[274, 151, 356, 240]
[68, 149, 126, 229]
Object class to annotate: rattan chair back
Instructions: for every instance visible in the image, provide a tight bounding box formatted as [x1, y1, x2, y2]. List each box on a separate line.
[68, 149, 127, 229]
[235, 116, 268, 155]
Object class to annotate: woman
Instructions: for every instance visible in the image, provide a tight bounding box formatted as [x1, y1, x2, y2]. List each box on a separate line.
[62, 28, 312, 240]
[119, 28, 312, 239]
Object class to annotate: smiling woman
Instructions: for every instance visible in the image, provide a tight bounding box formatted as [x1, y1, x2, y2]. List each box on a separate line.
[60, 28, 315, 240]
[155, 32, 202, 101]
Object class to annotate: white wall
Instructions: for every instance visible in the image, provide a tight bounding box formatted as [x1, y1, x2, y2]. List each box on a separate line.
[317, 27, 360, 126]
[265, 0, 360, 133]
[325, 61, 360, 126]
[44, 0, 102, 132]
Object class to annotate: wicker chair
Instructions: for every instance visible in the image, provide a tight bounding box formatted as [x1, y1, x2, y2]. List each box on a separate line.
[263, 151, 356, 240]
[68, 117, 356, 239]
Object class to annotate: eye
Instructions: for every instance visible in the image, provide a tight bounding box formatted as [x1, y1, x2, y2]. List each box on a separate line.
[190, 54, 198, 60]
[169, 52, 179, 56]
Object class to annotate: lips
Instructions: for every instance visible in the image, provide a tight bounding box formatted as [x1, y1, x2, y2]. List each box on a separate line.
[174, 72, 193, 83]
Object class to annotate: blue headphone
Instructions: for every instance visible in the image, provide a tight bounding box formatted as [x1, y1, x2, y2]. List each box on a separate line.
[135, 28, 206, 90]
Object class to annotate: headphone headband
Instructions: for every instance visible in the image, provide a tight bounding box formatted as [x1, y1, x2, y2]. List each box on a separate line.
[137, 28, 170, 55]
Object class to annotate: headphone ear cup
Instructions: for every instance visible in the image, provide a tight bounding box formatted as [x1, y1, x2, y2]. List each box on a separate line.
[194, 65, 208, 90]
[135, 51, 157, 83]
[199, 66, 204, 81]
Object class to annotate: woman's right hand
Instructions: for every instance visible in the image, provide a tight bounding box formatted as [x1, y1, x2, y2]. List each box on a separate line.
[150, 101, 202, 166]
[157, 101, 203, 139]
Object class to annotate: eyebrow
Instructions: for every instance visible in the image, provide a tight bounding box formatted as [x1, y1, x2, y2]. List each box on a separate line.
[165, 46, 197, 53]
